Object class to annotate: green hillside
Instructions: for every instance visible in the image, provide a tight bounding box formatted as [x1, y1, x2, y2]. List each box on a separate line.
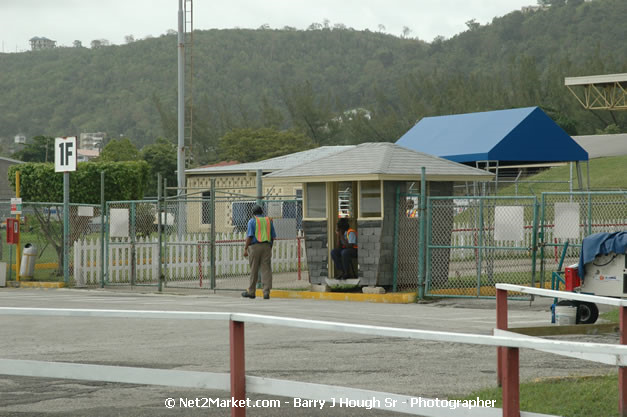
[498, 154, 627, 196]
[0, 0, 625, 165]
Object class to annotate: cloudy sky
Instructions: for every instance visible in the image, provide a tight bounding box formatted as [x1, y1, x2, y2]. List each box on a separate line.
[1, 0, 534, 52]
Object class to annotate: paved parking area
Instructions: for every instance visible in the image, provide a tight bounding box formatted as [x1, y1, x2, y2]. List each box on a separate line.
[0, 288, 617, 416]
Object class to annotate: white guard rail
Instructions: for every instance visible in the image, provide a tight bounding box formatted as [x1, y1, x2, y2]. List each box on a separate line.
[1, 306, 624, 417]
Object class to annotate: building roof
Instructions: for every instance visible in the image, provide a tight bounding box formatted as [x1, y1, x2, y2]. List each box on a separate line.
[197, 160, 240, 169]
[265, 142, 493, 183]
[565, 73, 627, 86]
[0, 156, 23, 164]
[396, 107, 588, 163]
[186, 146, 354, 175]
[572, 134, 627, 158]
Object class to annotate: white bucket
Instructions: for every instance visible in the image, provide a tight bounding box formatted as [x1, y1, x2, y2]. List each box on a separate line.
[555, 306, 577, 326]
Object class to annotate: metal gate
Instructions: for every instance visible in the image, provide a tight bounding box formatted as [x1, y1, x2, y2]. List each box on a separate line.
[539, 191, 627, 288]
[105, 200, 160, 286]
[425, 196, 539, 298]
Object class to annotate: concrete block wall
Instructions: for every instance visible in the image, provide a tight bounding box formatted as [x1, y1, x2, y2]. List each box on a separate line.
[302, 220, 328, 285]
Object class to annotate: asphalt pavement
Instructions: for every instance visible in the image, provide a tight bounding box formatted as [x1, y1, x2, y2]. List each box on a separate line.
[0, 288, 617, 416]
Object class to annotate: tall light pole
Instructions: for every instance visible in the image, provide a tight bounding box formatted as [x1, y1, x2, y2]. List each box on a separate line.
[177, 0, 186, 236]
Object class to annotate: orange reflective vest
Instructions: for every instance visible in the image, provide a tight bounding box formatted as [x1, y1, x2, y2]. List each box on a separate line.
[254, 216, 272, 243]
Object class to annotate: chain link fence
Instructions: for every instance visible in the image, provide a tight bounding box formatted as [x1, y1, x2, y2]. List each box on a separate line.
[0, 201, 101, 285]
[162, 195, 307, 290]
[425, 196, 538, 298]
[393, 193, 422, 292]
[105, 200, 160, 286]
[539, 191, 627, 287]
[98, 194, 307, 291]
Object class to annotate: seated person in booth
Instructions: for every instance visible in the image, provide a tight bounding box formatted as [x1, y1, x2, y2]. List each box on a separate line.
[331, 218, 358, 279]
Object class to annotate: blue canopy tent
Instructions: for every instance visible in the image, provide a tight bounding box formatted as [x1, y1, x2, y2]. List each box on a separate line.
[396, 107, 588, 164]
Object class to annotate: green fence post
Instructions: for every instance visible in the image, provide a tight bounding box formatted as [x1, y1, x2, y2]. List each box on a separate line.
[63, 172, 70, 285]
[539, 193, 546, 289]
[100, 171, 105, 288]
[530, 197, 539, 289]
[477, 198, 485, 297]
[210, 178, 216, 290]
[425, 197, 433, 296]
[157, 173, 163, 293]
[418, 167, 427, 300]
[130, 201, 136, 286]
[587, 193, 592, 236]
[392, 185, 400, 293]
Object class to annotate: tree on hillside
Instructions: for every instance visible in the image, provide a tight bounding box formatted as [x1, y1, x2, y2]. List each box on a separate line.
[99, 138, 140, 162]
[13, 136, 55, 163]
[141, 138, 177, 194]
[217, 128, 315, 163]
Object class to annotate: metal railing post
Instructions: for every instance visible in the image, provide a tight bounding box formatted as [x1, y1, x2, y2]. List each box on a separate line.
[496, 288, 508, 387]
[502, 347, 520, 417]
[229, 320, 246, 417]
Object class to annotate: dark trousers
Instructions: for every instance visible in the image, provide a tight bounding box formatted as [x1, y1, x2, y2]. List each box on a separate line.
[331, 247, 357, 277]
[248, 243, 273, 295]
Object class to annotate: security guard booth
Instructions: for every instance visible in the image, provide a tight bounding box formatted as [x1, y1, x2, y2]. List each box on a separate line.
[264, 143, 493, 288]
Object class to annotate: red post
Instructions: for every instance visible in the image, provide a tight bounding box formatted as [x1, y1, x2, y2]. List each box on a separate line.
[230, 320, 246, 417]
[620, 306, 627, 417]
[297, 237, 302, 280]
[496, 288, 508, 387]
[502, 347, 520, 417]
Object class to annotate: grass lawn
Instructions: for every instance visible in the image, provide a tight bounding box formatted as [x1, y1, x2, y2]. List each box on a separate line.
[601, 308, 619, 323]
[497, 155, 627, 196]
[456, 373, 618, 417]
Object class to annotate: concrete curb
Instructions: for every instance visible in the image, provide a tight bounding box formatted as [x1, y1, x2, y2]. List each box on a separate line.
[256, 289, 416, 304]
[6, 281, 66, 289]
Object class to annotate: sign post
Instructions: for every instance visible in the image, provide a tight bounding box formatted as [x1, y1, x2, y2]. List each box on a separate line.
[55, 136, 77, 285]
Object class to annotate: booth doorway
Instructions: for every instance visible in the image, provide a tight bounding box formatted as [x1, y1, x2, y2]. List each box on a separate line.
[329, 181, 358, 279]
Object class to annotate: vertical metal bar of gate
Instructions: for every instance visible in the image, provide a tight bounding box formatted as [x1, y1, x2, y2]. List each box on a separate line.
[477, 198, 485, 297]
[530, 198, 539, 289]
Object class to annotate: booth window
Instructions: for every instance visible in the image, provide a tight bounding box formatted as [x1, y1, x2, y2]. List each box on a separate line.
[305, 183, 326, 218]
[201, 191, 211, 224]
[359, 181, 382, 218]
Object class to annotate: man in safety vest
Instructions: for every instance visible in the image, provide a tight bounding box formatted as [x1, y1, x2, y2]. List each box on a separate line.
[331, 218, 358, 279]
[242, 205, 276, 299]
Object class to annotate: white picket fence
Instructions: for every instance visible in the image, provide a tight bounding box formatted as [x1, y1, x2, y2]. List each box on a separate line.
[73, 232, 307, 286]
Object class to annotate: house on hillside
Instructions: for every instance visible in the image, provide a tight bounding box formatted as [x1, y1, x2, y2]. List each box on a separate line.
[29, 37, 56, 50]
[396, 107, 589, 192]
[184, 146, 354, 233]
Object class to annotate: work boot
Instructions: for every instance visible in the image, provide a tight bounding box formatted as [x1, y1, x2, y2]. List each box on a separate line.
[263, 292, 270, 300]
[241, 291, 256, 299]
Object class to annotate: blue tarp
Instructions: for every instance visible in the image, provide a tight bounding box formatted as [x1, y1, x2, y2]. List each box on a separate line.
[396, 107, 588, 163]
[578, 232, 627, 279]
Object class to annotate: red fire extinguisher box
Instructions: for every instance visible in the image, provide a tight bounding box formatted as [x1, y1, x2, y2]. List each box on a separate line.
[564, 265, 581, 292]
[6, 218, 19, 244]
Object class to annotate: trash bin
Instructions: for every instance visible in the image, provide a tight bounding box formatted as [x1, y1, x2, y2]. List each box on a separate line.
[20, 243, 37, 279]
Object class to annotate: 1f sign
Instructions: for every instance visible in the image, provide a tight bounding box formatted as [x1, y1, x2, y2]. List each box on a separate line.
[55, 136, 77, 172]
